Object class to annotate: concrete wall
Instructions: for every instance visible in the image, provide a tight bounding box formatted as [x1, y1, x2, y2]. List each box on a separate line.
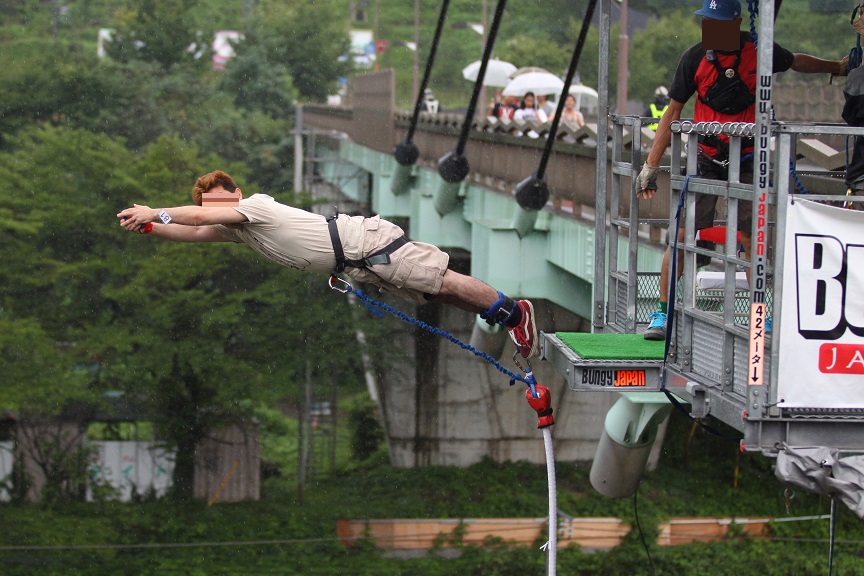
[369, 292, 618, 468]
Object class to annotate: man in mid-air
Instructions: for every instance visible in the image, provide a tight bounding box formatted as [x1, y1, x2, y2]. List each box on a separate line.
[118, 170, 539, 358]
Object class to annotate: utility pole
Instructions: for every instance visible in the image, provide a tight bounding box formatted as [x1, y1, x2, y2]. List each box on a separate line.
[616, 0, 629, 115]
[373, 0, 380, 71]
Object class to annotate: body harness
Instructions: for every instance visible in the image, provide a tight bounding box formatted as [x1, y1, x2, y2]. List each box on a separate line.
[325, 211, 408, 273]
[698, 50, 756, 167]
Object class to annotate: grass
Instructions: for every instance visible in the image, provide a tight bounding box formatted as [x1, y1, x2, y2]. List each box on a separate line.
[4, 412, 863, 575]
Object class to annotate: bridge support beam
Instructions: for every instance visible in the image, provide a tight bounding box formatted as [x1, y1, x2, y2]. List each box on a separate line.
[434, 179, 463, 216]
[468, 316, 508, 359]
[390, 163, 415, 196]
[510, 205, 539, 238]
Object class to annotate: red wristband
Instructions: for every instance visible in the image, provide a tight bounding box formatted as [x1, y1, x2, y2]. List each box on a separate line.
[143, 222, 154, 234]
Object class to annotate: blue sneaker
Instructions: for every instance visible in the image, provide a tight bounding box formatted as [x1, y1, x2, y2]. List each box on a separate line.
[644, 311, 667, 341]
[765, 316, 772, 334]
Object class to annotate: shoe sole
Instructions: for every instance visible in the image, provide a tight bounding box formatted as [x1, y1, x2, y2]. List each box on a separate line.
[643, 330, 666, 341]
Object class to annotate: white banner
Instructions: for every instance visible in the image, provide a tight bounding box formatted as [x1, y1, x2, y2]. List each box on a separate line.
[777, 199, 864, 409]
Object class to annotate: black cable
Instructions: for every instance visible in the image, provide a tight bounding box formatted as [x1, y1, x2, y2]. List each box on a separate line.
[633, 484, 657, 576]
[437, 0, 507, 183]
[828, 497, 837, 576]
[659, 179, 741, 441]
[394, 0, 452, 167]
[514, 0, 597, 210]
[537, 0, 597, 179]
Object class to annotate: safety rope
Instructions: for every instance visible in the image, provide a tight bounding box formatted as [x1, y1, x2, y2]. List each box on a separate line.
[542, 426, 557, 576]
[395, 0, 452, 167]
[849, 34, 862, 73]
[850, 3, 864, 72]
[328, 275, 533, 389]
[746, 0, 809, 195]
[438, 0, 507, 183]
[829, 497, 838, 576]
[659, 176, 741, 441]
[523, 383, 557, 575]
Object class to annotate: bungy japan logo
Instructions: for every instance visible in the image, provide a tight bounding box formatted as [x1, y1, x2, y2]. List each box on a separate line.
[793, 234, 864, 375]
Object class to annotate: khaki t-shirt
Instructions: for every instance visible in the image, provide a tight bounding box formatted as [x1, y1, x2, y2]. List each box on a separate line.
[210, 194, 343, 273]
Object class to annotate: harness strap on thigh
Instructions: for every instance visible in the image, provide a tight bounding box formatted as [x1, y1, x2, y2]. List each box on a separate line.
[328, 210, 410, 272]
[343, 236, 409, 268]
[326, 213, 346, 273]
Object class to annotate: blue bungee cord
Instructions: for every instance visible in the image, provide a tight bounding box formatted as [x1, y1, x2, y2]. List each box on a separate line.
[328, 275, 537, 394]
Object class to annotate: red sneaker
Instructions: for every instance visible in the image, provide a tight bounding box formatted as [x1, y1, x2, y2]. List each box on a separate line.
[508, 300, 539, 359]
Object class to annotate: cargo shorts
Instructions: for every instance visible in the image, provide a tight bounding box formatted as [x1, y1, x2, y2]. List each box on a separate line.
[339, 215, 449, 303]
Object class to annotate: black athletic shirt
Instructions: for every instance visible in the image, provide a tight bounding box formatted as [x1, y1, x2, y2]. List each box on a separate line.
[669, 31, 795, 155]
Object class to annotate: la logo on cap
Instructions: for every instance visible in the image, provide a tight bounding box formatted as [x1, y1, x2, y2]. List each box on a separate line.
[710, 0, 717, 9]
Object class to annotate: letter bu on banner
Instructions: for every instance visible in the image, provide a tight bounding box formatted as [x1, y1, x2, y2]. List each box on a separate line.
[777, 199, 864, 409]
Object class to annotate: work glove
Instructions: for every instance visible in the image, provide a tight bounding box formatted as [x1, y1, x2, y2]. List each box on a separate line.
[636, 161, 659, 198]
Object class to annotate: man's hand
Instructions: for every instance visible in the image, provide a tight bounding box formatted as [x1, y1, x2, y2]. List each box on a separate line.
[837, 55, 849, 77]
[830, 55, 850, 84]
[117, 204, 157, 233]
[636, 162, 660, 200]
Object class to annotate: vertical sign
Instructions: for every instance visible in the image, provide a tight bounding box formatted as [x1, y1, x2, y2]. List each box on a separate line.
[749, 0, 775, 390]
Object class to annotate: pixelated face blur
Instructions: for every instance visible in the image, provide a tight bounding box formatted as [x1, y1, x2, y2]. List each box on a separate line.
[202, 185, 242, 207]
[702, 17, 742, 51]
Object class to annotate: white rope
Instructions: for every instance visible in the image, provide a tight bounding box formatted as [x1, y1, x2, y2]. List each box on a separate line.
[543, 426, 557, 576]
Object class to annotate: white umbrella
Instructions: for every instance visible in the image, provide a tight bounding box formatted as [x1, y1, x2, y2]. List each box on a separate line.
[502, 71, 565, 97]
[568, 83, 599, 113]
[568, 84, 599, 99]
[462, 58, 517, 87]
[508, 66, 549, 79]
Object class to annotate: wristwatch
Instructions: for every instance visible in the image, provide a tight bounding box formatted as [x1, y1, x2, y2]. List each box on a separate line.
[158, 209, 172, 224]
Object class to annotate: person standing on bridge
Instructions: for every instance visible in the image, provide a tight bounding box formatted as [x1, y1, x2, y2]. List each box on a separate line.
[642, 86, 670, 131]
[635, 0, 847, 341]
[117, 170, 539, 358]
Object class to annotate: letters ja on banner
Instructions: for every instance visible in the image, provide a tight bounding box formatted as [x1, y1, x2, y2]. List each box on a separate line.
[777, 199, 864, 409]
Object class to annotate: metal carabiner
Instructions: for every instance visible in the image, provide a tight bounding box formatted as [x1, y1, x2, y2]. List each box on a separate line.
[328, 274, 352, 294]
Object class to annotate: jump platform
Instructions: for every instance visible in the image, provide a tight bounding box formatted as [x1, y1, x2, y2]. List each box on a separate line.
[541, 332, 666, 393]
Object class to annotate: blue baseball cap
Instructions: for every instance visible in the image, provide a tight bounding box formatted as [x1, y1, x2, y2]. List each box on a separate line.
[695, 0, 742, 20]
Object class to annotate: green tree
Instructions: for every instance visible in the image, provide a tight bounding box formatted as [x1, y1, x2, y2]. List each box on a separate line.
[499, 33, 571, 75]
[106, 0, 207, 71]
[628, 12, 701, 104]
[0, 124, 376, 500]
[254, 0, 351, 101]
[222, 34, 298, 119]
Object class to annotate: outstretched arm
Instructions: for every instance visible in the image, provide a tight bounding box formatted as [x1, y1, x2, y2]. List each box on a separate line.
[791, 54, 847, 76]
[117, 204, 248, 243]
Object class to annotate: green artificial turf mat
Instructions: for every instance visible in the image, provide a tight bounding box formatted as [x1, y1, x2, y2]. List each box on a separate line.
[555, 332, 666, 360]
